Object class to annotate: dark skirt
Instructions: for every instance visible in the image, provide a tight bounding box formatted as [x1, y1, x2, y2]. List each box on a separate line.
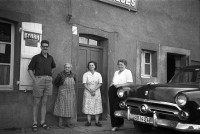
[108, 85, 124, 127]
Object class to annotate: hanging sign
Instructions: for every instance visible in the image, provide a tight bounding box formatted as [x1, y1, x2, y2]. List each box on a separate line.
[24, 31, 40, 47]
[96, 0, 138, 11]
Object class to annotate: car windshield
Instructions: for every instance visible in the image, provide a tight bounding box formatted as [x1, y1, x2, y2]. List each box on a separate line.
[169, 68, 200, 83]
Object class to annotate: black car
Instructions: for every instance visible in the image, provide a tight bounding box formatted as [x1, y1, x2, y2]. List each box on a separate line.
[115, 65, 200, 132]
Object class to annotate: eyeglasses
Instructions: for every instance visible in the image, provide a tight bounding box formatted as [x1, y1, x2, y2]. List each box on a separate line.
[41, 46, 49, 48]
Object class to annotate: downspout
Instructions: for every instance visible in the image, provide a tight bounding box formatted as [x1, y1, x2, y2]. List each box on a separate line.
[67, 0, 72, 22]
[67, 0, 78, 121]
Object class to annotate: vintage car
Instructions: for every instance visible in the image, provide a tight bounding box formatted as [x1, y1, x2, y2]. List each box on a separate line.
[115, 65, 200, 133]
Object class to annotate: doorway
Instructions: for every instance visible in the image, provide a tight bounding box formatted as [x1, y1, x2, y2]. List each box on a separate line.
[77, 35, 107, 121]
[167, 53, 188, 82]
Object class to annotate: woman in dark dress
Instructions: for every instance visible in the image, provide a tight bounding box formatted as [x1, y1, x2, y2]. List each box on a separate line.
[54, 63, 76, 128]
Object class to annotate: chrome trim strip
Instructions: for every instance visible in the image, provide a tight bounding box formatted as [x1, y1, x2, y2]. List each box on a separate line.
[155, 87, 198, 90]
[127, 106, 130, 120]
[153, 111, 158, 127]
[127, 97, 182, 111]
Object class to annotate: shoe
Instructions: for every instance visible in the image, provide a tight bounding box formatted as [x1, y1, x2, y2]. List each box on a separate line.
[32, 124, 38, 132]
[111, 127, 119, 132]
[66, 123, 74, 128]
[58, 124, 65, 129]
[85, 122, 91, 126]
[41, 122, 50, 130]
[95, 122, 102, 127]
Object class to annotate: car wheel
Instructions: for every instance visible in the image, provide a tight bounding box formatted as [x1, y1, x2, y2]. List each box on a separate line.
[133, 121, 152, 133]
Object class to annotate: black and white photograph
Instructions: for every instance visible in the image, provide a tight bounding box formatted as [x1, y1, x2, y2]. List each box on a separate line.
[0, 0, 200, 134]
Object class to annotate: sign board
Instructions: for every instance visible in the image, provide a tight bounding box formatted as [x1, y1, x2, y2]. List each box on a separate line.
[96, 0, 138, 11]
[24, 31, 40, 47]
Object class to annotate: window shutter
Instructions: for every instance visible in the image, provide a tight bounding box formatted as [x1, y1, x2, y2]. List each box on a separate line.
[19, 22, 42, 90]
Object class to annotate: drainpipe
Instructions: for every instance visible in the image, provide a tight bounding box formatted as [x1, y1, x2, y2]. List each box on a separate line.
[67, 0, 78, 122]
[67, 0, 72, 22]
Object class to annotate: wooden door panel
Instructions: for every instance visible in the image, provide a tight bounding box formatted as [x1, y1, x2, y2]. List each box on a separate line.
[77, 45, 103, 119]
[78, 48, 88, 83]
[90, 49, 102, 73]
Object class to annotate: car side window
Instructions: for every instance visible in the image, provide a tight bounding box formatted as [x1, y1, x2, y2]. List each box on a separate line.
[196, 72, 200, 82]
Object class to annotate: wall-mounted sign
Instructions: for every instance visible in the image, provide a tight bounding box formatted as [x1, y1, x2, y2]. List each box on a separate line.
[24, 31, 40, 41]
[96, 0, 138, 11]
[24, 31, 40, 47]
[72, 25, 77, 35]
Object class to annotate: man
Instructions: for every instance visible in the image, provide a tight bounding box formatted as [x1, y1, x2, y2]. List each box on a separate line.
[28, 40, 56, 132]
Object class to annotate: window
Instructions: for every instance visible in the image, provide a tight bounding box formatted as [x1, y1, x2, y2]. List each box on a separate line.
[141, 50, 157, 78]
[141, 50, 151, 77]
[0, 20, 14, 88]
[79, 36, 99, 46]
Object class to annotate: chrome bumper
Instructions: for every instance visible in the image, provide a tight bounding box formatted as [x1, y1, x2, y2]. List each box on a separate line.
[114, 109, 200, 132]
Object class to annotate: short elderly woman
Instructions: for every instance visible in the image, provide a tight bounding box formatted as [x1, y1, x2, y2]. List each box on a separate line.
[54, 63, 76, 128]
[82, 61, 103, 127]
[109, 59, 133, 132]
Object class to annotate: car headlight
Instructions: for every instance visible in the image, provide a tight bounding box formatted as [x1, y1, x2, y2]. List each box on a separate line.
[117, 89, 125, 98]
[175, 94, 187, 107]
[119, 101, 126, 109]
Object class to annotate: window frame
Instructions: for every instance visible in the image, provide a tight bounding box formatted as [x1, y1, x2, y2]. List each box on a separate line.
[0, 20, 14, 90]
[141, 50, 152, 78]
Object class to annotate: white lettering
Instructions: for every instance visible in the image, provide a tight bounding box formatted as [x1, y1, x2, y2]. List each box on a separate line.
[37, 35, 40, 40]
[133, 114, 150, 123]
[114, 0, 136, 7]
[131, 0, 136, 7]
[99, 0, 137, 11]
[30, 34, 33, 39]
[126, 0, 131, 6]
[24, 32, 40, 41]
[33, 34, 36, 40]
[24, 32, 28, 39]
[121, 0, 126, 4]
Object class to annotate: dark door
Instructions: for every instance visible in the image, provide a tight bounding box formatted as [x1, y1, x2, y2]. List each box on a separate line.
[167, 53, 189, 82]
[77, 44, 103, 120]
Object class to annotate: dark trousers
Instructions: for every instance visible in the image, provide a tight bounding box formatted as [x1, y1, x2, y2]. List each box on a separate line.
[108, 85, 124, 127]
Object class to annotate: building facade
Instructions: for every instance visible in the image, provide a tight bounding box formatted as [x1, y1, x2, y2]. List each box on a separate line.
[0, 0, 199, 129]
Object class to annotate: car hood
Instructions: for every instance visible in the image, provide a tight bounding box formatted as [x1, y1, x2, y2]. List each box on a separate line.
[130, 83, 199, 103]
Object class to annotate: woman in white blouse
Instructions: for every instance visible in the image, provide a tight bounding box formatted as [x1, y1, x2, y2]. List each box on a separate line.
[109, 59, 133, 132]
[82, 61, 103, 127]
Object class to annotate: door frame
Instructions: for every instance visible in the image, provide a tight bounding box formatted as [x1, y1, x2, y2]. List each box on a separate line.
[167, 53, 188, 82]
[160, 46, 190, 83]
[71, 24, 117, 120]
